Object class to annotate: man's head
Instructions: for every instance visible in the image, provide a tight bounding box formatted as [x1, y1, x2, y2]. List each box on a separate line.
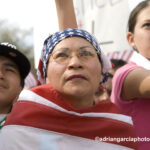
[0, 43, 31, 113]
[104, 59, 127, 97]
[0, 43, 31, 87]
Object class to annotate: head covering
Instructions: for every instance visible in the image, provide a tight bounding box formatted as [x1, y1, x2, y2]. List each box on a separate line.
[37, 28, 111, 84]
[0, 42, 31, 79]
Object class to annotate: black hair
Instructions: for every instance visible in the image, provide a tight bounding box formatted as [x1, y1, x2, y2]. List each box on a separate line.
[20, 77, 24, 88]
[111, 59, 127, 70]
[102, 59, 127, 84]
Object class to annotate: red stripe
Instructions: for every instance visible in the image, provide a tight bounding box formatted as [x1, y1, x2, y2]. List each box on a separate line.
[5, 101, 136, 149]
[30, 84, 123, 113]
[37, 59, 44, 85]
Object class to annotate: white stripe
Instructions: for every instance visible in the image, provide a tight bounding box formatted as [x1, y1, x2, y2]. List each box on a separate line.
[18, 90, 133, 125]
[0, 125, 134, 150]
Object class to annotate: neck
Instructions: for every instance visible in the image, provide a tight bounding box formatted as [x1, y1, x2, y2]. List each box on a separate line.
[0, 105, 11, 114]
[63, 94, 94, 109]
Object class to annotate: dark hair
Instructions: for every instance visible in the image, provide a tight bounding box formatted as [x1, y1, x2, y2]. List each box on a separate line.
[111, 59, 127, 70]
[128, 0, 150, 33]
[102, 59, 127, 83]
[20, 77, 24, 87]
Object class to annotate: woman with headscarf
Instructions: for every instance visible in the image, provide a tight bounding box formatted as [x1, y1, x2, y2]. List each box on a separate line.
[0, 28, 136, 150]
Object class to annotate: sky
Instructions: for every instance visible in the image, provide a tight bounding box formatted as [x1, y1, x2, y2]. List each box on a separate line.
[0, 0, 58, 30]
[0, 0, 35, 29]
[0, 0, 58, 67]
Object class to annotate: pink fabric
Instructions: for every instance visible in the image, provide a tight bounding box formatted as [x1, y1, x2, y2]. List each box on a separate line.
[111, 62, 150, 150]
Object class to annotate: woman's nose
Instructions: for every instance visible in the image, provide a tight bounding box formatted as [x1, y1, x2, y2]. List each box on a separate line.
[67, 55, 83, 70]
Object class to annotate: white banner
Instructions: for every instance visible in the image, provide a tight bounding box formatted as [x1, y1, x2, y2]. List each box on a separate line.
[74, 0, 131, 54]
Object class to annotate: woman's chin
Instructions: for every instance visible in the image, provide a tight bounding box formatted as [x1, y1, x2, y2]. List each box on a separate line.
[63, 86, 90, 97]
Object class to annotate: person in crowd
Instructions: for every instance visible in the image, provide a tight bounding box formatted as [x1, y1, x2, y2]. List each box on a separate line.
[0, 28, 136, 150]
[0, 43, 30, 129]
[55, 0, 122, 103]
[95, 59, 127, 103]
[104, 59, 127, 97]
[110, 1, 150, 149]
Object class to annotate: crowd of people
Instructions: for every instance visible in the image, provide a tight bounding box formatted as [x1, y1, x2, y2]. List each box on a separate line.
[0, 0, 150, 149]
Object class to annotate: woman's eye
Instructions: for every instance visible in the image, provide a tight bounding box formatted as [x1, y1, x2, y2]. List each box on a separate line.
[55, 53, 68, 58]
[5, 68, 14, 72]
[143, 23, 150, 27]
[80, 51, 93, 56]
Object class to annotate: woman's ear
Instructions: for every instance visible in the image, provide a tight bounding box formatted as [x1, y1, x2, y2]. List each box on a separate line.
[126, 32, 136, 49]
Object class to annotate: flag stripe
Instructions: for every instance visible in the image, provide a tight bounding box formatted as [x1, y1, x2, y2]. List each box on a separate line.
[106, 49, 134, 62]
[3, 84, 137, 149]
[18, 90, 132, 125]
[0, 125, 133, 150]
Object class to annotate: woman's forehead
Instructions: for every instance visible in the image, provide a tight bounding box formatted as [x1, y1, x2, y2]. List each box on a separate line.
[137, 6, 150, 22]
[53, 37, 95, 51]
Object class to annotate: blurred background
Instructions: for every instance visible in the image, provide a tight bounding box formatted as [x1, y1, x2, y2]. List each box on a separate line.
[0, 0, 144, 88]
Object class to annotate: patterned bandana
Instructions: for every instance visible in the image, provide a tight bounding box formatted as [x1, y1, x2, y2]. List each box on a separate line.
[37, 28, 111, 84]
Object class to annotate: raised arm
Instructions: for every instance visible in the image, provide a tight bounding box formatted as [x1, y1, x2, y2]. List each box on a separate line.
[55, 0, 78, 30]
[121, 68, 150, 100]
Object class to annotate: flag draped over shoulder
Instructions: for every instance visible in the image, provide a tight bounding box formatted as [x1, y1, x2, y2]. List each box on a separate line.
[0, 84, 136, 150]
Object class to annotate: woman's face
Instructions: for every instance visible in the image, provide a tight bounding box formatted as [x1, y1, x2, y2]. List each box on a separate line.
[127, 5, 150, 59]
[46, 37, 102, 99]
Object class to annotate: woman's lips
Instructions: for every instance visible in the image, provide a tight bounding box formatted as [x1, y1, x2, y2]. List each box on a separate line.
[0, 83, 7, 89]
[66, 74, 87, 81]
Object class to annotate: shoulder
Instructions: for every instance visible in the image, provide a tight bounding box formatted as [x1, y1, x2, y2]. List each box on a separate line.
[110, 63, 140, 104]
[112, 62, 142, 86]
[18, 84, 58, 103]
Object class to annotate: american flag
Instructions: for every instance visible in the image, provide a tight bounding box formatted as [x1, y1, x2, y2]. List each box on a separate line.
[107, 49, 150, 70]
[106, 49, 134, 62]
[0, 84, 136, 150]
[24, 71, 38, 89]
